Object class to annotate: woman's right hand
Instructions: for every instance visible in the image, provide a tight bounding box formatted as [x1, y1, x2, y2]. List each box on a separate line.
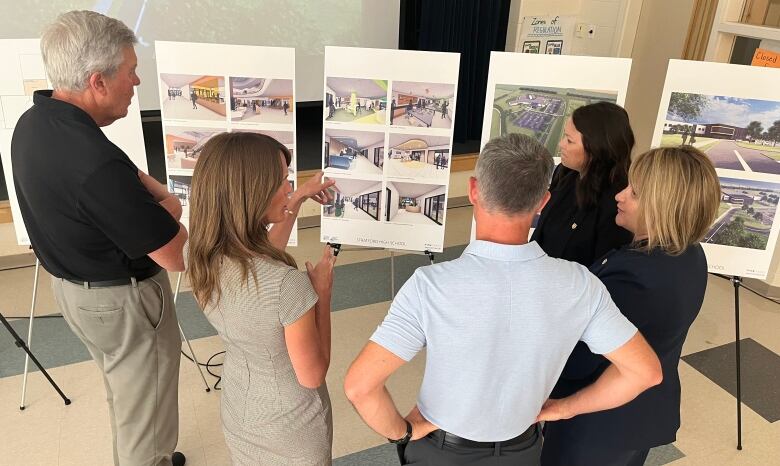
[305, 245, 336, 298]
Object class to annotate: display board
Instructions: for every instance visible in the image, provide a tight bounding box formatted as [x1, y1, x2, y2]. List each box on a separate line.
[155, 41, 298, 245]
[0, 38, 148, 246]
[320, 46, 460, 253]
[652, 59, 780, 279]
[470, 52, 632, 240]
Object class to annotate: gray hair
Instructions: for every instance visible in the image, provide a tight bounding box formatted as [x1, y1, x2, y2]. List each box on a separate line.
[476, 133, 554, 214]
[40, 10, 137, 92]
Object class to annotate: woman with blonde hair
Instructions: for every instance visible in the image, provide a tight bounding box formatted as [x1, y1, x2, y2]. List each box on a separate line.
[188, 132, 337, 465]
[540, 146, 721, 466]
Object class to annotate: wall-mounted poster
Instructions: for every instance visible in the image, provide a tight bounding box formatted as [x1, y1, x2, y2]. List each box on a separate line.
[517, 15, 575, 55]
[471, 52, 632, 241]
[155, 41, 298, 246]
[522, 41, 541, 54]
[0, 39, 147, 246]
[652, 59, 780, 278]
[545, 40, 564, 55]
[321, 46, 460, 253]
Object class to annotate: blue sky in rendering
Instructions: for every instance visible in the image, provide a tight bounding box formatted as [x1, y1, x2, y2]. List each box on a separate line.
[667, 93, 780, 130]
[720, 176, 780, 192]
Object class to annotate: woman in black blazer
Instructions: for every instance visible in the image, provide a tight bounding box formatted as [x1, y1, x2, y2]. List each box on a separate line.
[540, 146, 722, 466]
[531, 102, 634, 266]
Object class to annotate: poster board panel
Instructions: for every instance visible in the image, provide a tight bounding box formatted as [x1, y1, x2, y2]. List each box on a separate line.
[470, 52, 632, 241]
[155, 41, 298, 245]
[651, 59, 780, 278]
[320, 46, 460, 253]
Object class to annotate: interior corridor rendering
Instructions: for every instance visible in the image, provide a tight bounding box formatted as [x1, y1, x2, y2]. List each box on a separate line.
[229, 77, 293, 124]
[323, 177, 382, 221]
[386, 134, 450, 181]
[325, 77, 387, 125]
[385, 181, 447, 225]
[391, 81, 454, 129]
[160, 74, 226, 121]
[165, 129, 221, 170]
[324, 129, 385, 176]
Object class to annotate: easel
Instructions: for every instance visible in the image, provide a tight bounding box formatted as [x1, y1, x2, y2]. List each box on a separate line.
[172, 271, 211, 392]
[327, 243, 436, 298]
[730, 275, 744, 450]
[18, 261, 210, 409]
[712, 273, 744, 451]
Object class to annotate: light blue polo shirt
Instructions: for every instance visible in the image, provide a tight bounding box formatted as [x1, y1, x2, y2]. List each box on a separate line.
[370, 240, 637, 442]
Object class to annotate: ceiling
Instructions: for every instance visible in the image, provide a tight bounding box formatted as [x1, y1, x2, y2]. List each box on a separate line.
[230, 77, 292, 97]
[326, 177, 382, 196]
[392, 81, 454, 99]
[326, 128, 384, 149]
[326, 77, 387, 98]
[387, 181, 443, 198]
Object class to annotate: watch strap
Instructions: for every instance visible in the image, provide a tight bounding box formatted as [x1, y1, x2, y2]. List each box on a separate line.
[388, 420, 413, 445]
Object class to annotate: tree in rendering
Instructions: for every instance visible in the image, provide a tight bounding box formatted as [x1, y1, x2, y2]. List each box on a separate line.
[768, 120, 780, 147]
[667, 92, 709, 122]
[746, 121, 764, 142]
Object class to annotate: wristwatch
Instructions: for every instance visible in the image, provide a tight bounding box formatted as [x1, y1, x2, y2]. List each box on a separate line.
[388, 420, 413, 445]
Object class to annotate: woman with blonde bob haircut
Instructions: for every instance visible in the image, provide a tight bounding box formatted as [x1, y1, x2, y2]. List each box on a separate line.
[188, 132, 337, 465]
[542, 146, 721, 466]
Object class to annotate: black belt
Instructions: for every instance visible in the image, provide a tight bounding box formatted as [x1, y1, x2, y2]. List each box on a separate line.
[427, 423, 537, 449]
[64, 266, 161, 289]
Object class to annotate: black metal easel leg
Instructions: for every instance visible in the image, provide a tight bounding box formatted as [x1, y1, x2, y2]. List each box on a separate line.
[0, 312, 71, 408]
[327, 242, 342, 257]
[732, 276, 742, 450]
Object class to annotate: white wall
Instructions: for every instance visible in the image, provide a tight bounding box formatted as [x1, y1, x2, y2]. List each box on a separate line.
[624, 0, 695, 152]
[386, 182, 400, 221]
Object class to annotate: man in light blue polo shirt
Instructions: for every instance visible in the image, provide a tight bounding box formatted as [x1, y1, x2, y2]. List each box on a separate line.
[344, 133, 663, 465]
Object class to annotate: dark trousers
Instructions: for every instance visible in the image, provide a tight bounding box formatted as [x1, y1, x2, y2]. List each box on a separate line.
[399, 426, 542, 465]
[541, 421, 649, 466]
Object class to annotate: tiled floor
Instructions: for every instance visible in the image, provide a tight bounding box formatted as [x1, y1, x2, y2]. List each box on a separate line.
[1, 205, 779, 465]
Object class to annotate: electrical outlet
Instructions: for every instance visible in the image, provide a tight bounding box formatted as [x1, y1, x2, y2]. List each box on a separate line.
[587, 24, 596, 39]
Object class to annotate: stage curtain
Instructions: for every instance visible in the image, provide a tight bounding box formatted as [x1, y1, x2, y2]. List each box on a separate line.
[400, 0, 512, 144]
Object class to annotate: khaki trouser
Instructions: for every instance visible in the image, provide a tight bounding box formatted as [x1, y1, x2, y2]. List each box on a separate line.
[51, 270, 181, 466]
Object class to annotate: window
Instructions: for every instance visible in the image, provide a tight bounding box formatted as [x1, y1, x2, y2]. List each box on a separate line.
[424, 193, 445, 225]
[706, 0, 780, 63]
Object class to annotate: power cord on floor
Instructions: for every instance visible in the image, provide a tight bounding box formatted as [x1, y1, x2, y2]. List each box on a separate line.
[8, 312, 227, 390]
[710, 273, 780, 306]
[180, 349, 225, 390]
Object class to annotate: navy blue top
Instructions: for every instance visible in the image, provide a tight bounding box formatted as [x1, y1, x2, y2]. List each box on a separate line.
[531, 166, 633, 267]
[549, 242, 708, 449]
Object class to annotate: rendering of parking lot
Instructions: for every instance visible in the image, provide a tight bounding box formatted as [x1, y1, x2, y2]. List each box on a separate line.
[660, 92, 780, 175]
[491, 84, 617, 155]
[705, 177, 780, 250]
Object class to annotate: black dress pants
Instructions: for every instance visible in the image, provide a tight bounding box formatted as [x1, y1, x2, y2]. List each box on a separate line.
[541, 420, 650, 466]
[399, 426, 542, 465]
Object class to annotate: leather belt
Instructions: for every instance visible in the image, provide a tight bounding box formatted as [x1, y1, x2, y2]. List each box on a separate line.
[427, 423, 537, 449]
[65, 266, 161, 289]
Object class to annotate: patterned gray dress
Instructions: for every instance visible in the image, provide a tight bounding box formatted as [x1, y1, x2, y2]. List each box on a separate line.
[205, 257, 333, 465]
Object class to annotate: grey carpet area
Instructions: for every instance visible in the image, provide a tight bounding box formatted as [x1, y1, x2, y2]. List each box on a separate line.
[682, 338, 780, 423]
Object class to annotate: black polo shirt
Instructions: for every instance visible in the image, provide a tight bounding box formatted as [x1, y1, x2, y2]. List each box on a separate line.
[10, 90, 179, 281]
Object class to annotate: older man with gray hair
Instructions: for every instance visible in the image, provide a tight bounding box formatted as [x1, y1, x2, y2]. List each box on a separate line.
[11, 11, 187, 466]
[344, 133, 663, 465]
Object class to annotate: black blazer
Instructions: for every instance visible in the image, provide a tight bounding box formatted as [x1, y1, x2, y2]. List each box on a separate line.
[549, 243, 708, 449]
[531, 166, 632, 266]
